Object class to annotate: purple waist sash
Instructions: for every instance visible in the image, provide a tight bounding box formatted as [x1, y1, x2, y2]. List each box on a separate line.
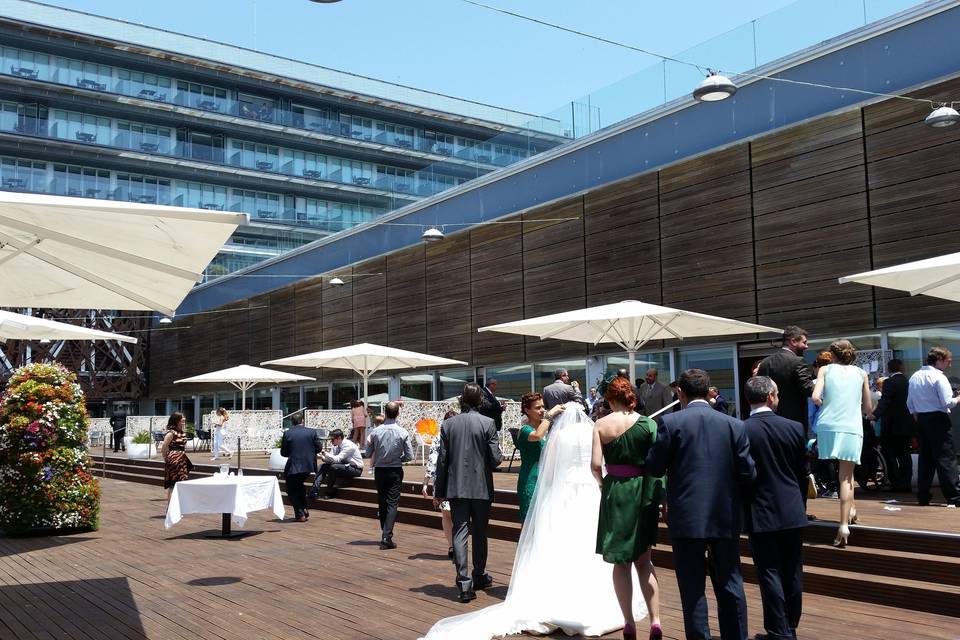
[605, 463, 646, 478]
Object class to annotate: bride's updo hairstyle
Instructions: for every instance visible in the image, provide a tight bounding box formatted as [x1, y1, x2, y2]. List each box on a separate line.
[603, 377, 636, 411]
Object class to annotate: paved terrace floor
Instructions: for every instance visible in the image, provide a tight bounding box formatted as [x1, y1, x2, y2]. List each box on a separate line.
[0, 478, 953, 640]
[98, 448, 960, 536]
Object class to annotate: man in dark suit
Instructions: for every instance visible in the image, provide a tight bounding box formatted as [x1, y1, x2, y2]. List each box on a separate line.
[110, 409, 126, 452]
[478, 377, 504, 431]
[758, 325, 815, 433]
[542, 367, 582, 410]
[435, 382, 503, 603]
[743, 376, 808, 640]
[280, 412, 323, 522]
[873, 359, 915, 492]
[646, 368, 755, 640]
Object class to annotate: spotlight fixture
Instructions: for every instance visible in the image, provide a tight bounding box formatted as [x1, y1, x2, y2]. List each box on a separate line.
[693, 70, 737, 102]
[329, 276, 345, 286]
[422, 227, 445, 243]
[38, 338, 51, 344]
[159, 316, 173, 325]
[925, 105, 960, 128]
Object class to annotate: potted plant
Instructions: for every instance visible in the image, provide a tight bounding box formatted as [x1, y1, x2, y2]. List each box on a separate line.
[126, 431, 153, 460]
[268, 436, 287, 471]
[184, 423, 201, 452]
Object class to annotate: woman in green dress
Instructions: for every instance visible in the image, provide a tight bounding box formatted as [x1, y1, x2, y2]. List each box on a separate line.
[516, 392, 565, 522]
[591, 377, 664, 640]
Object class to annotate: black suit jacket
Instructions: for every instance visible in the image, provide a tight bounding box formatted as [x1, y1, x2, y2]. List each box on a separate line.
[646, 402, 756, 539]
[758, 349, 815, 429]
[743, 410, 808, 534]
[874, 373, 915, 437]
[478, 386, 504, 430]
[280, 425, 323, 476]
[435, 409, 502, 501]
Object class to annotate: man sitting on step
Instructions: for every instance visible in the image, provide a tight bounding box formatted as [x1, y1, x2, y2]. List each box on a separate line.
[310, 429, 363, 499]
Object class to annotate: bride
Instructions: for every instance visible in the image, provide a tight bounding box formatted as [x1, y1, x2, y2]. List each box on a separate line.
[420, 400, 647, 639]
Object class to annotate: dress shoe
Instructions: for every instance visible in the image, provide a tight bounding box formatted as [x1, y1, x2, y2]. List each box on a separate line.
[295, 515, 307, 523]
[472, 574, 493, 590]
[833, 524, 850, 548]
[648, 623, 662, 640]
[447, 546, 455, 560]
[380, 539, 397, 550]
[458, 589, 476, 603]
[303, 509, 309, 520]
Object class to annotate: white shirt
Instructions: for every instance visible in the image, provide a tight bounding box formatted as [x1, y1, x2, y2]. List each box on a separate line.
[749, 406, 773, 417]
[324, 438, 363, 469]
[906, 365, 959, 414]
[687, 398, 711, 407]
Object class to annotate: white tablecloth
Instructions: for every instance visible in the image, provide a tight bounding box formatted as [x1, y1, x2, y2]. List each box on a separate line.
[164, 474, 285, 529]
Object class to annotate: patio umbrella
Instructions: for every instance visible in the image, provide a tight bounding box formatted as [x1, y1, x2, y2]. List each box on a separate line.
[174, 364, 315, 410]
[0, 309, 137, 343]
[839, 252, 960, 302]
[478, 300, 782, 382]
[262, 343, 468, 402]
[0, 192, 247, 316]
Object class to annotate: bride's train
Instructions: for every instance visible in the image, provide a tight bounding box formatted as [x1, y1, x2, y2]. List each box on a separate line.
[421, 403, 647, 639]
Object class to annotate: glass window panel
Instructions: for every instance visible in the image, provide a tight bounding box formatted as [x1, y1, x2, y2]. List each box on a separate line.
[303, 385, 329, 410]
[534, 359, 587, 396]
[484, 364, 531, 401]
[438, 368, 475, 401]
[678, 347, 737, 416]
[280, 386, 302, 428]
[400, 374, 433, 401]
[332, 382, 359, 409]
[606, 352, 672, 388]
[253, 388, 274, 410]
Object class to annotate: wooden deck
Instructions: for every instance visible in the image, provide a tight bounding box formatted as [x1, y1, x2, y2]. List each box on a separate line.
[0, 478, 953, 640]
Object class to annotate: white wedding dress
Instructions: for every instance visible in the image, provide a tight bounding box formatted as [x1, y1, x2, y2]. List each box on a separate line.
[421, 402, 647, 639]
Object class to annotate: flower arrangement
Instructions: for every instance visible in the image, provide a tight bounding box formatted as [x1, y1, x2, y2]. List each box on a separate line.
[0, 362, 100, 534]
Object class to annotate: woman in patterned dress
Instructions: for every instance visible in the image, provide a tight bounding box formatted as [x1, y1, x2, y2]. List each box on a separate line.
[161, 412, 193, 501]
[422, 409, 457, 558]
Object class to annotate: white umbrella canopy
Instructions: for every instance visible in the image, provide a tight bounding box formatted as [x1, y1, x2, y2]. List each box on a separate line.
[0, 192, 247, 316]
[174, 364, 315, 410]
[0, 310, 137, 343]
[839, 252, 960, 302]
[478, 300, 782, 381]
[262, 343, 468, 402]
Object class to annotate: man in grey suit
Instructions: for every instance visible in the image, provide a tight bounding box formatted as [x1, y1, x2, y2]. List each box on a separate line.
[639, 367, 674, 416]
[542, 367, 583, 410]
[435, 383, 503, 603]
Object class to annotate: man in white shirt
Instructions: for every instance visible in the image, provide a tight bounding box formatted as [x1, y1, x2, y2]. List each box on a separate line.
[906, 346, 960, 506]
[310, 429, 363, 499]
[586, 387, 599, 413]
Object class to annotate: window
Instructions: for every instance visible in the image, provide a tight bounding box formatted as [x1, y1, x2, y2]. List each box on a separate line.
[0, 157, 46, 193]
[534, 360, 587, 395]
[280, 386, 302, 427]
[375, 165, 414, 191]
[2, 46, 50, 81]
[117, 69, 171, 101]
[484, 364, 532, 401]
[49, 109, 110, 145]
[115, 172, 172, 205]
[229, 141, 279, 171]
[281, 149, 326, 178]
[340, 114, 373, 140]
[400, 374, 433, 401]
[116, 121, 172, 154]
[231, 189, 281, 219]
[375, 122, 415, 147]
[176, 80, 229, 111]
[174, 180, 227, 210]
[54, 57, 112, 91]
[303, 385, 329, 410]
[237, 93, 276, 122]
[438, 368, 476, 401]
[677, 347, 737, 417]
[252, 388, 274, 411]
[606, 352, 672, 386]
[51, 163, 109, 198]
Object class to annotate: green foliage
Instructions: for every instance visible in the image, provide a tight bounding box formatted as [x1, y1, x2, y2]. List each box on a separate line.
[131, 431, 151, 445]
[273, 437, 283, 449]
[185, 423, 196, 439]
[0, 362, 100, 533]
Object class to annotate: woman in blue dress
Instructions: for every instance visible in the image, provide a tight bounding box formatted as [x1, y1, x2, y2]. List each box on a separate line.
[812, 339, 873, 547]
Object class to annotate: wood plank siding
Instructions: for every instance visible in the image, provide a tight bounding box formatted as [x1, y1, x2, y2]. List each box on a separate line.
[151, 76, 960, 394]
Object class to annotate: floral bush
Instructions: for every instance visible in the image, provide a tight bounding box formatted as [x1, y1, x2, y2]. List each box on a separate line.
[0, 362, 100, 533]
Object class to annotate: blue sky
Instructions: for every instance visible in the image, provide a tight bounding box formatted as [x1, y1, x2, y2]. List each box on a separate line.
[36, 0, 903, 116]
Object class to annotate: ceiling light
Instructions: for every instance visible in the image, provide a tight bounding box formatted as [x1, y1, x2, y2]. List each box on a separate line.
[693, 71, 737, 102]
[38, 338, 50, 344]
[422, 227, 445, 243]
[329, 277, 345, 286]
[925, 105, 960, 128]
[159, 316, 173, 325]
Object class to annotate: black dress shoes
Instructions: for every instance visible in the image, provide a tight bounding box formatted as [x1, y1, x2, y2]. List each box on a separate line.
[379, 539, 397, 550]
[472, 574, 493, 590]
[458, 589, 476, 603]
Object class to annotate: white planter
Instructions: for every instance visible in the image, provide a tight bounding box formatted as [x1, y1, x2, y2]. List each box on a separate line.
[911, 453, 939, 488]
[268, 448, 288, 472]
[186, 438, 202, 452]
[126, 440, 153, 460]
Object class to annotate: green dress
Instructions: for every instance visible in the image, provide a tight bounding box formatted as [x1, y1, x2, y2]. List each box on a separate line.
[516, 424, 544, 522]
[596, 416, 665, 564]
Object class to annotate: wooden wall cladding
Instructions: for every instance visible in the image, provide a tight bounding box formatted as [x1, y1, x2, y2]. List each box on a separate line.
[751, 111, 874, 335]
[150, 75, 960, 398]
[660, 144, 756, 321]
[386, 244, 427, 353]
[470, 219, 525, 366]
[864, 79, 960, 329]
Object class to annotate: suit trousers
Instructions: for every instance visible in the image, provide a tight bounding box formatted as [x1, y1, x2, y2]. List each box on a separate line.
[374, 467, 403, 541]
[880, 434, 913, 491]
[312, 463, 362, 495]
[671, 537, 748, 640]
[916, 412, 960, 504]
[285, 472, 309, 518]
[749, 528, 804, 640]
[450, 498, 492, 593]
[112, 427, 126, 452]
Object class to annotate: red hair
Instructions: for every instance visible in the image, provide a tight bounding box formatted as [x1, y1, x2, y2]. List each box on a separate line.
[604, 377, 636, 410]
[521, 392, 543, 413]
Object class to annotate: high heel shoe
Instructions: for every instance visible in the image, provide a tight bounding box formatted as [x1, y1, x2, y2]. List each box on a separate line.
[849, 507, 859, 525]
[648, 623, 663, 640]
[833, 524, 850, 548]
[623, 623, 636, 640]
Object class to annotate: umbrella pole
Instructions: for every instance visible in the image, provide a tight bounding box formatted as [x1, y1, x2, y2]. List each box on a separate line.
[363, 375, 369, 404]
[628, 350, 637, 386]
